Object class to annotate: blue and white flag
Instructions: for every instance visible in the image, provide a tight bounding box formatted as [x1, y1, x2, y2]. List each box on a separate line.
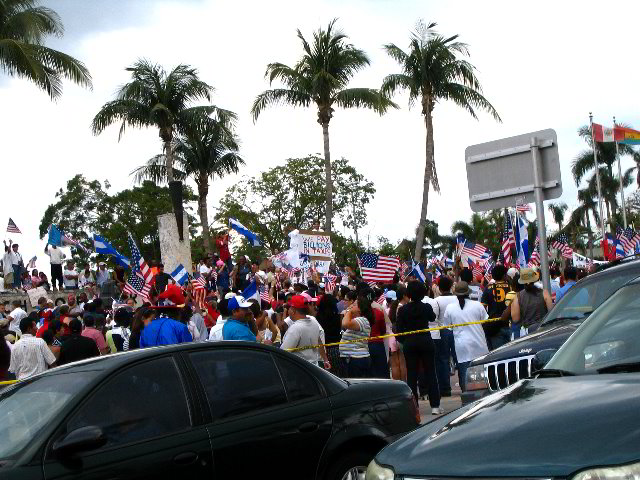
[515, 215, 530, 268]
[170, 264, 189, 286]
[93, 234, 130, 268]
[229, 218, 261, 247]
[242, 280, 260, 302]
[409, 261, 426, 283]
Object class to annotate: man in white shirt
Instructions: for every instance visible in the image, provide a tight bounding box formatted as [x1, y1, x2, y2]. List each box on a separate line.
[63, 261, 79, 290]
[433, 276, 459, 396]
[2, 244, 13, 289]
[208, 292, 236, 341]
[96, 262, 110, 287]
[8, 242, 23, 289]
[280, 295, 330, 368]
[7, 300, 27, 337]
[9, 317, 56, 379]
[78, 264, 95, 288]
[45, 243, 66, 291]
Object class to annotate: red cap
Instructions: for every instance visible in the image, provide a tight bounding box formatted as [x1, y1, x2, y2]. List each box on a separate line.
[286, 295, 307, 309]
[156, 284, 185, 306]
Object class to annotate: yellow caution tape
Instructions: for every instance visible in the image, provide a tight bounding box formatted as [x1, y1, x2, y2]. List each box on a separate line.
[0, 380, 18, 385]
[285, 317, 504, 352]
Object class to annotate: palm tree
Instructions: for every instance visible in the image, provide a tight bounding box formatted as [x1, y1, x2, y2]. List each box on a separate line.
[0, 0, 92, 98]
[572, 125, 637, 229]
[547, 202, 568, 231]
[92, 60, 229, 183]
[251, 19, 396, 233]
[382, 21, 501, 262]
[131, 117, 243, 254]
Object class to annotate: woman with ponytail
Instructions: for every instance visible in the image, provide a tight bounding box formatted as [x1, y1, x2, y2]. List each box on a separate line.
[442, 281, 489, 392]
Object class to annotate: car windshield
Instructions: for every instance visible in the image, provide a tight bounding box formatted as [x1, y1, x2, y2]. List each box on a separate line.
[545, 284, 640, 375]
[0, 371, 98, 461]
[542, 271, 640, 325]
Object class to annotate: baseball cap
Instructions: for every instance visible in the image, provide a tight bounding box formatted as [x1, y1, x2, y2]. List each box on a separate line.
[286, 295, 308, 309]
[228, 296, 252, 310]
[318, 282, 325, 288]
[224, 292, 237, 300]
[384, 290, 397, 301]
[156, 284, 186, 306]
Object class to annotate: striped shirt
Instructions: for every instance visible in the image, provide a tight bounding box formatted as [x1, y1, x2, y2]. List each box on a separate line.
[339, 317, 371, 358]
[9, 334, 56, 380]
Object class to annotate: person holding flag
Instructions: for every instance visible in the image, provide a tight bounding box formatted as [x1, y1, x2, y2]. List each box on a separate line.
[44, 243, 66, 291]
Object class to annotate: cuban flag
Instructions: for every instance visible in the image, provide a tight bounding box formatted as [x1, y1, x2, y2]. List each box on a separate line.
[515, 215, 530, 268]
[170, 264, 189, 286]
[229, 218, 261, 247]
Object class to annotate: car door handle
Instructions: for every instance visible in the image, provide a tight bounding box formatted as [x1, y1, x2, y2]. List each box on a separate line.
[298, 422, 319, 433]
[173, 452, 199, 466]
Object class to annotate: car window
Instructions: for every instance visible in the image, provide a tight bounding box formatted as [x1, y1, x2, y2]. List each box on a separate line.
[275, 357, 322, 402]
[546, 284, 640, 374]
[189, 349, 286, 421]
[66, 357, 191, 449]
[0, 372, 98, 461]
[544, 271, 640, 324]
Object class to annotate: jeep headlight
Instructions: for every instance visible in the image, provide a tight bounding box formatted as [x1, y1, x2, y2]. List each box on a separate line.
[365, 459, 395, 480]
[571, 461, 640, 480]
[465, 365, 489, 391]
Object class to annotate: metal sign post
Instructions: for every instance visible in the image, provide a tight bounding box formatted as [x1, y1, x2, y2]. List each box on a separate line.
[531, 137, 550, 292]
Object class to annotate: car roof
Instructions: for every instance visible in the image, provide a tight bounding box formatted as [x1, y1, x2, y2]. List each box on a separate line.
[49, 341, 278, 375]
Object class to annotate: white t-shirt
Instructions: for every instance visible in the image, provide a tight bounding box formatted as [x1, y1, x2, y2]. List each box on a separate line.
[63, 269, 78, 288]
[435, 295, 458, 324]
[9, 307, 27, 333]
[2, 252, 13, 275]
[208, 318, 227, 342]
[422, 296, 441, 340]
[8, 250, 22, 265]
[199, 265, 211, 276]
[280, 316, 325, 364]
[469, 284, 482, 302]
[46, 247, 66, 264]
[443, 299, 489, 363]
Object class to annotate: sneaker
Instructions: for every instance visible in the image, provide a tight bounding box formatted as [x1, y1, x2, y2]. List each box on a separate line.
[432, 407, 444, 415]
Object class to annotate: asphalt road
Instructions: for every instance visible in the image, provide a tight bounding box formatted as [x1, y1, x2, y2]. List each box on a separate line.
[418, 371, 462, 424]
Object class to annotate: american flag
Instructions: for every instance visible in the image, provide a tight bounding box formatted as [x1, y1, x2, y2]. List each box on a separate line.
[26, 256, 37, 269]
[6, 218, 21, 234]
[259, 285, 273, 303]
[529, 236, 541, 267]
[617, 226, 636, 254]
[324, 274, 337, 292]
[461, 241, 490, 261]
[398, 261, 409, 281]
[62, 232, 89, 253]
[376, 291, 386, 305]
[468, 258, 484, 279]
[357, 253, 400, 283]
[192, 277, 207, 308]
[551, 233, 573, 259]
[128, 233, 153, 284]
[501, 214, 516, 265]
[484, 259, 494, 281]
[124, 272, 151, 301]
[516, 203, 532, 213]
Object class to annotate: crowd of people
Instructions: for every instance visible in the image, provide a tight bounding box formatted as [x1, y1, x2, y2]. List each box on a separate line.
[0, 240, 588, 415]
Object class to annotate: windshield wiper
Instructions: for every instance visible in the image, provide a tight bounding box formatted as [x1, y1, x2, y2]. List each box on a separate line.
[597, 362, 640, 374]
[536, 368, 576, 377]
[543, 315, 588, 326]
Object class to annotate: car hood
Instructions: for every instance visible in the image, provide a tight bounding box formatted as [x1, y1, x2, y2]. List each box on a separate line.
[376, 374, 640, 477]
[470, 322, 580, 365]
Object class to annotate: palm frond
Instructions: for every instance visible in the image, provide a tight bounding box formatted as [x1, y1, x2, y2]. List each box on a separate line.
[130, 154, 186, 185]
[333, 87, 398, 114]
[250, 88, 311, 121]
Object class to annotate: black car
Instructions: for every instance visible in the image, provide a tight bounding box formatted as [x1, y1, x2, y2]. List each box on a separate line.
[0, 341, 419, 480]
[462, 256, 640, 404]
[367, 278, 640, 480]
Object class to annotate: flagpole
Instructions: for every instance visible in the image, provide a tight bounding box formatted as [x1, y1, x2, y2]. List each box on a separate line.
[589, 113, 607, 237]
[613, 116, 628, 229]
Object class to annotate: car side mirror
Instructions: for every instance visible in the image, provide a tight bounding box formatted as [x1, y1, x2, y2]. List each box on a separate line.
[532, 349, 558, 373]
[52, 426, 107, 457]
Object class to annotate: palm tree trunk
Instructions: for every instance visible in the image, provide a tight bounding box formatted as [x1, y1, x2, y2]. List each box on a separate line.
[586, 212, 594, 260]
[165, 139, 174, 183]
[197, 179, 212, 255]
[414, 106, 434, 262]
[321, 121, 333, 233]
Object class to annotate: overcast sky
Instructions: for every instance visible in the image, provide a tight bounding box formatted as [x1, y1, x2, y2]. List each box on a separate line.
[2, 0, 639, 271]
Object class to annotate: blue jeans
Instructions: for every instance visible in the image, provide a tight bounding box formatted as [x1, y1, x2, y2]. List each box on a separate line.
[368, 342, 389, 378]
[12, 265, 22, 288]
[434, 338, 451, 394]
[458, 361, 471, 392]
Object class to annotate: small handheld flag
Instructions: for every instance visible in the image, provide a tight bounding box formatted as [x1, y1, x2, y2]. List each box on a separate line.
[26, 256, 37, 269]
[93, 234, 130, 268]
[6, 218, 21, 234]
[170, 264, 189, 286]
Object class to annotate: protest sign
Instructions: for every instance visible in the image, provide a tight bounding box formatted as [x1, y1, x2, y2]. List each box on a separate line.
[298, 230, 332, 260]
[27, 287, 48, 308]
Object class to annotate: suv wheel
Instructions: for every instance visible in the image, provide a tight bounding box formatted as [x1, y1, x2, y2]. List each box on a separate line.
[327, 450, 376, 480]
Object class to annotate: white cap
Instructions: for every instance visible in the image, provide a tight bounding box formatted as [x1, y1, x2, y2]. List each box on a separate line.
[224, 292, 237, 300]
[507, 267, 518, 279]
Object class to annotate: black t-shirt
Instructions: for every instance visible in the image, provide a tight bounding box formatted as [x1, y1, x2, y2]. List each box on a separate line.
[481, 281, 511, 335]
[154, 272, 172, 293]
[396, 301, 435, 342]
[58, 335, 100, 365]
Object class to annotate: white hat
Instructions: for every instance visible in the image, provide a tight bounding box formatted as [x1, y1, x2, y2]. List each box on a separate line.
[507, 267, 518, 279]
[224, 292, 237, 300]
[385, 290, 397, 300]
[318, 282, 325, 288]
[228, 295, 252, 310]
